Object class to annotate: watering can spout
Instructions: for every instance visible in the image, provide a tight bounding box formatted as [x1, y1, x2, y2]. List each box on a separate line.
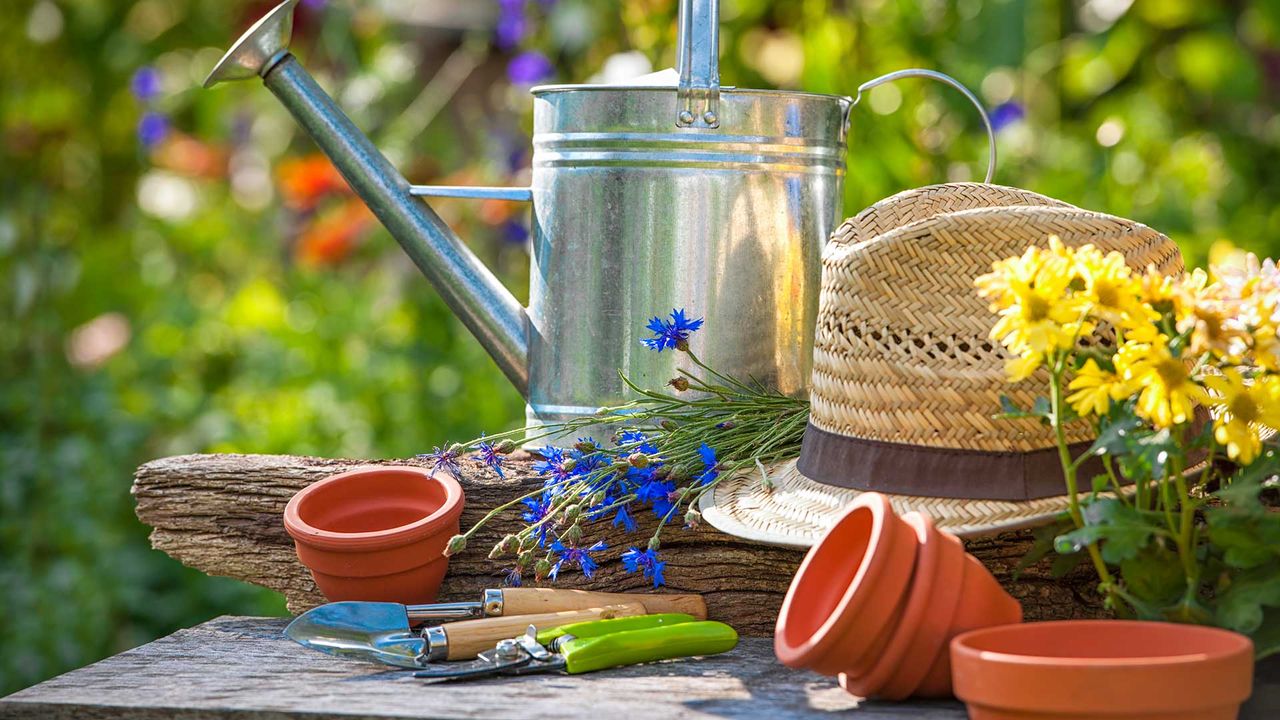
[204, 0, 530, 394]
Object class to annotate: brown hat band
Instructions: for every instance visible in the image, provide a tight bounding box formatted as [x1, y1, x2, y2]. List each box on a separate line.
[796, 423, 1114, 501]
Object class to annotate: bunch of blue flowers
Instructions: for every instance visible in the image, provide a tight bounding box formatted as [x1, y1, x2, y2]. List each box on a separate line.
[428, 309, 808, 587]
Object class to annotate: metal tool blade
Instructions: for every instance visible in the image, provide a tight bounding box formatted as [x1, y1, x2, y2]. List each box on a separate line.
[284, 602, 425, 669]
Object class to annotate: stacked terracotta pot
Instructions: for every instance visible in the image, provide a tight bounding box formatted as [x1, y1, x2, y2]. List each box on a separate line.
[774, 492, 1022, 700]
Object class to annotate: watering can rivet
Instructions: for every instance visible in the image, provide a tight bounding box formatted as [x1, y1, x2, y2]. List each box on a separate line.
[703, 111, 717, 125]
[678, 110, 695, 125]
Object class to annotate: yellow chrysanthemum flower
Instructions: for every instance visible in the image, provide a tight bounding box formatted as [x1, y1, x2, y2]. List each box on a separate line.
[1204, 370, 1280, 465]
[1066, 359, 1130, 417]
[1075, 245, 1143, 323]
[977, 237, 1092, 377]
[1115, 338, 1207, 428]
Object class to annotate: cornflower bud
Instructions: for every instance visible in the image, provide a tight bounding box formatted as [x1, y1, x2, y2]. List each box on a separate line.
[534, 558, 552, 580]
[684, 508, 702, 528]
[565, 524, 583, 544]
[574, 440, 597, 453]
[495, 439, 518, 454]
[668, 377, 690, 392]
[628, 453, 649, 469]
[562, 457, 577, 473]
[565, 504, 582, 520]
[500, 534, 520, 553]
[444, 534, 467, 557]
[660, 419, 678, 431]
[647, 536, 662, 552]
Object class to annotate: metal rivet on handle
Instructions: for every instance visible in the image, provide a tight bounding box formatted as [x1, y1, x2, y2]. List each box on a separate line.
[678, 110, 695, 125]
[702, 111, 717, 125]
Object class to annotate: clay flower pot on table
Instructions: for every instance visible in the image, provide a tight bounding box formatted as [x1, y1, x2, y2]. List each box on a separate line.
[283, 466, 464, 604]
[774, 492, 1021, 699]
[950, 620, 1254, 720]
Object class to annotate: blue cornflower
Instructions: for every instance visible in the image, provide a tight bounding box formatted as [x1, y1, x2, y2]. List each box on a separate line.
[635, 476, 676, 519]
[130, 66, 163, 103]
[504, 566, 523, 587]
[419, 445, 462, 478]
[641, 308, 704, 352]
[476, 439, 504, 478]
[532, 445, 572, 485]
[616, 429, 659, 455]
[521, 494, 554, 547]
[694, 443, 719, 486]
[137, 112, 170, 148]
[621, 547, 666, 587]
[613, 504, 637, 532]
[548, 540, 606, 580]
[507, 51, 554, 86]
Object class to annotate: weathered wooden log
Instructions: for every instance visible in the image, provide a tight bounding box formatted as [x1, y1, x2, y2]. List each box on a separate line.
[132, 453, 1107, 636]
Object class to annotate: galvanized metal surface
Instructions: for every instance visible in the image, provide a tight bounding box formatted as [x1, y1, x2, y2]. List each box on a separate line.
[522, 85, 850, 434]
[205, 0, 997, 442]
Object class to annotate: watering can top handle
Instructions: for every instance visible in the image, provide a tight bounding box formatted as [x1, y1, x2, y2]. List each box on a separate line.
[853, 69, 998, 184]
[676, 0, 721, 129]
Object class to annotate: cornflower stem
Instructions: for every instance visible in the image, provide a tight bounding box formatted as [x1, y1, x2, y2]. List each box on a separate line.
[1049, 356, 1117, 595]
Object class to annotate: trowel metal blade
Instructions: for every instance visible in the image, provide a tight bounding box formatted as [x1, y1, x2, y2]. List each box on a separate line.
[284, 601, 425, 669]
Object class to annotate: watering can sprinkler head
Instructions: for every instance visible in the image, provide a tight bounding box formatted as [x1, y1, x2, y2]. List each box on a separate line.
[204, 0, 299, 89]
[202, 0, 530, 395]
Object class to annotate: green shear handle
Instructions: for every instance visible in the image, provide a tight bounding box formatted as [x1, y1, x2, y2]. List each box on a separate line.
[551, 614, 739, 674]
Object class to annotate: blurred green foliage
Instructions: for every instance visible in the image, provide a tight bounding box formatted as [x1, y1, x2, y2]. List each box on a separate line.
[1, 0, 1277, 696]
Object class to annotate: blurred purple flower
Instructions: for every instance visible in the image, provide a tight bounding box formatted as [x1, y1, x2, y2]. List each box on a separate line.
[501, 220, 529, 245]
[137, 112, 170, 148]
[496, 0, 527, 49]
[130, 66, 162, 103]
[507, 51, 554, 86]
[990, 102, 1025, 133]
[301, 0, 327, 9]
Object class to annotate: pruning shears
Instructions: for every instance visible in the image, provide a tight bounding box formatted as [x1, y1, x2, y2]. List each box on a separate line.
[412, 613, 738, 681]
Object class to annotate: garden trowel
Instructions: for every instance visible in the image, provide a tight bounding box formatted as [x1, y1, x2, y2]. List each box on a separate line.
[285, 602, 647, 668]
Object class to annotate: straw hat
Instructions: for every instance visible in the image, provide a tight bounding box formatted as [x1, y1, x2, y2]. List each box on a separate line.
[699, 183, 1186, 547]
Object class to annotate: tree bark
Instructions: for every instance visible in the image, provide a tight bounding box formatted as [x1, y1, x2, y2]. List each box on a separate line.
[133, 453, 1106, 636]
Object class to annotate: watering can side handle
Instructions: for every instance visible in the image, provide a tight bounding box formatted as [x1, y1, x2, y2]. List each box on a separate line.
[853, 68, 998, 185]
[409, 186, 533, 203]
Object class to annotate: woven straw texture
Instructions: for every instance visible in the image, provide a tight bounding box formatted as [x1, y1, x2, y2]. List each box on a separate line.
[811, 204, 1183, 452]
[699, 183, 1188, 546]
[830, 182, 1075, 248]
[698, 458, 1085, 546]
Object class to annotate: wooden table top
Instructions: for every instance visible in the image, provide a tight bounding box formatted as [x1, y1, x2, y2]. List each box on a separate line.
[3, 616, 1278, 719]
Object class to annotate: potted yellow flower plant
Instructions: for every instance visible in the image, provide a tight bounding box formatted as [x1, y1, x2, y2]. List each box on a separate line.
[977, 239, 1280, 655]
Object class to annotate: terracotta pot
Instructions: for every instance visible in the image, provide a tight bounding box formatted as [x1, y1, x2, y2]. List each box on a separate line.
[774, 493, 918, 676]
[776, 491, 1023, 700]
[838, 512, 1022, 700]
[283, 466, 464, 604]
[951, 620, 1254, 720]
[838, 512, 952, 700]
[912, 528, 1023, 697]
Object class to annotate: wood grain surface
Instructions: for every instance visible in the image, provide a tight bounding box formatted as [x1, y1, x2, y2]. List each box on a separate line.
[131, 453, 1109, 636]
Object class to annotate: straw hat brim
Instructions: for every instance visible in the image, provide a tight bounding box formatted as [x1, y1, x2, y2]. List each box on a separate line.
[698, 457, 1086, 547]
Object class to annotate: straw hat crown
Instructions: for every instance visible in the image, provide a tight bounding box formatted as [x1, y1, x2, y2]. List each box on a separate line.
[809, 183, 1183, 453]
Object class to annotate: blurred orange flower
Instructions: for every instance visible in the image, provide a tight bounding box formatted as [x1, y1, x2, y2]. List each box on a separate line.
[278, 154, 351, 210]
[296, 199, 374, 266]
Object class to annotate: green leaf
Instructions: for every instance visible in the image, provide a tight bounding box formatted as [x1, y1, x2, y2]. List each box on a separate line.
[1119, 545, 1186, 609]
[1248, 606, 1280, 660]
[1215, 565, 1280, 634]
[995, 394, 1051, 423]
[1087, 411, 1144, 457]
[1056, 498, 1161, 563]
[1015, 516, 1074, 578]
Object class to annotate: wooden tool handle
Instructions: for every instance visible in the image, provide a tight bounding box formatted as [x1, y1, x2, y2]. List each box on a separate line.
[442, 603, 646, 660]
[499, 588, 707, 619]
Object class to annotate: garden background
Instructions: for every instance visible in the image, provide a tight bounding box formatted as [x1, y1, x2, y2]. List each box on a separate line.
[2, 0, 1278, 694]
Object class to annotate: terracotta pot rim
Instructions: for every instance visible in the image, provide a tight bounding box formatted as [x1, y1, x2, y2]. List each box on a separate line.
[842, 511, 950, 697]
[775, 492, 909, 662]
[951, 620, 1254, 670]
[283, 466, 464, 551]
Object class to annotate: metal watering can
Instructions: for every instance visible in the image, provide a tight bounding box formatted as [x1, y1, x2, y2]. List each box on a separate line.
[205, 0, 995, 435]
